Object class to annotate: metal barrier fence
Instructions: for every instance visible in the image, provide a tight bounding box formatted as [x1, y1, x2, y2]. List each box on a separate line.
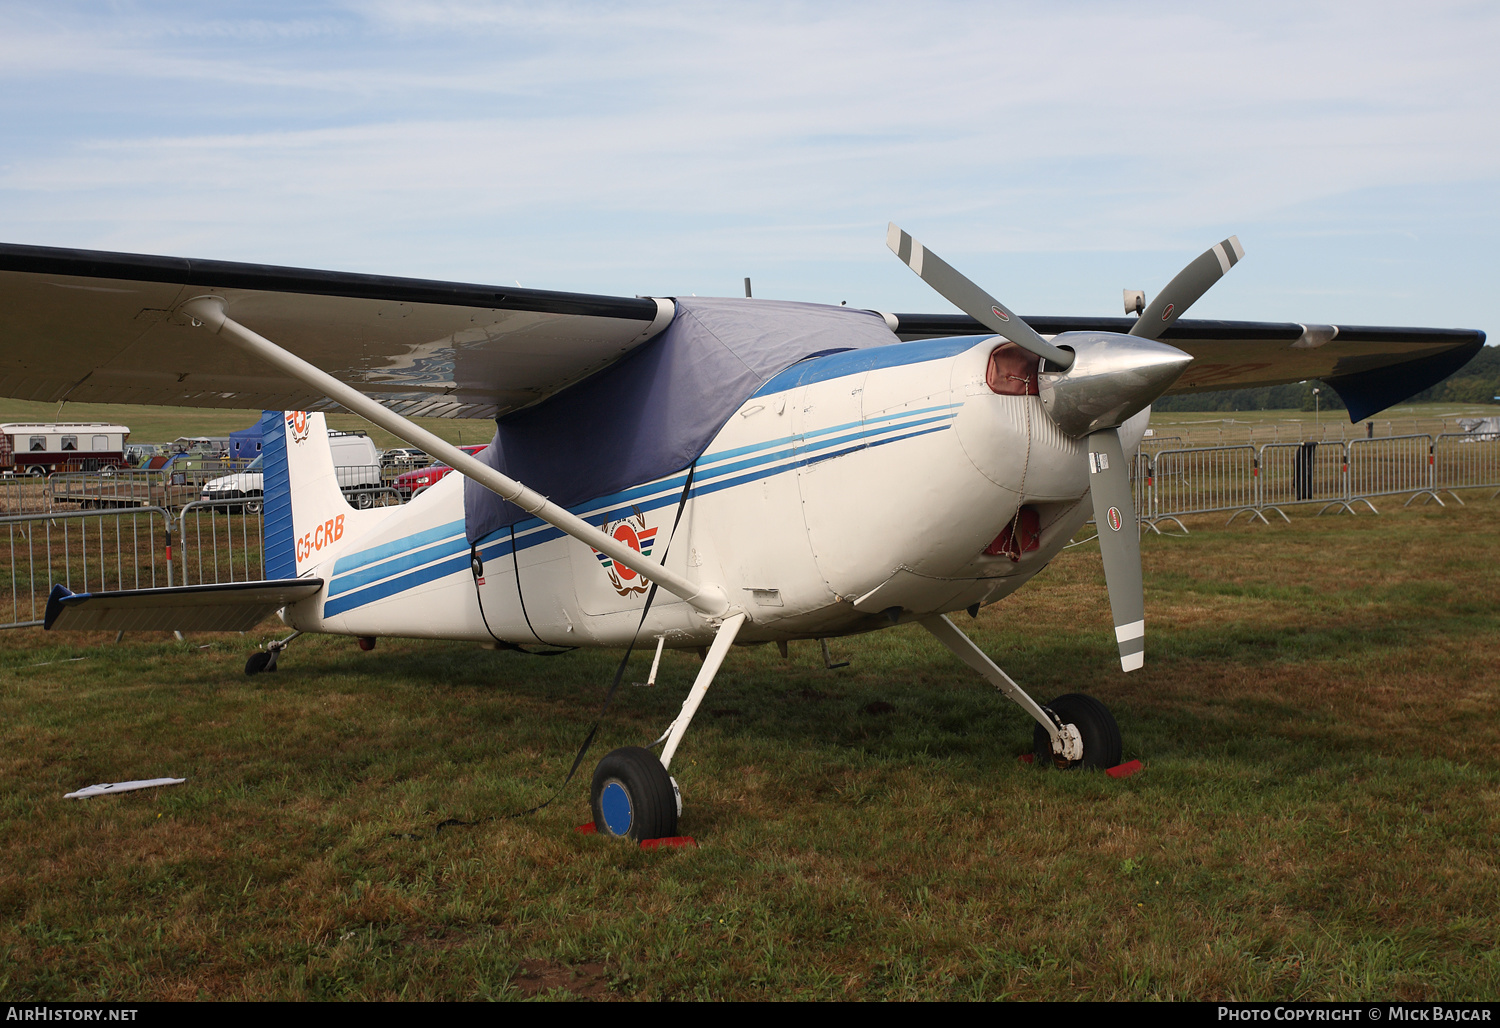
[1, 507, 174, 629]
[4, 435, 1499, 626]
[1, 463, 395, 516]
[1433, 433, 1500, 502]
[176, 502, 266, 588]
[1148, 446, 1260, 531]
[1255, 441, 1355, 518]
[1347, 434, 1440, 507]
[0, 477, 46, 515]
[47, 469, 215, 511]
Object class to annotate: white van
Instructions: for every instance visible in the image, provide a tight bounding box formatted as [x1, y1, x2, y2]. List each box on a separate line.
[200, 430, 382, 511]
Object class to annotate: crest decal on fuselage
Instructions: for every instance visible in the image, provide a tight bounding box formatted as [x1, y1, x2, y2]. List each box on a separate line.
[285, 410, 310, 445]
[591, 513, 659, 597]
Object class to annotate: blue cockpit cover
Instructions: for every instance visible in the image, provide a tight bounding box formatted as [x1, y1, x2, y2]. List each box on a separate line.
[463, 297, 900, 542]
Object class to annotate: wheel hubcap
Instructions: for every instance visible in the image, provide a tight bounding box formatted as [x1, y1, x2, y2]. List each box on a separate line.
[600, 780, 633, 836]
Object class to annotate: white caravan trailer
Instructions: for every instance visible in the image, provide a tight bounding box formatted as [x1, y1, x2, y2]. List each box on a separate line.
[0, 423, 130, 475]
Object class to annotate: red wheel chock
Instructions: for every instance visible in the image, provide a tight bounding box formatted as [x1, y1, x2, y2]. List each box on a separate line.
[639, 836, 697, 851]
[1017, 753, 1144, 778]
[1106, 759, 1143, 779]
[575, 822, 698, 850]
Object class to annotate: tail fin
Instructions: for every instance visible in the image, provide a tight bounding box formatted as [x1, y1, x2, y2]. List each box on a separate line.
[261, 410, 381, 577]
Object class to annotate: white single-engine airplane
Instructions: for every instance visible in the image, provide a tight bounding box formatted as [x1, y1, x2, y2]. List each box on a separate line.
[0, 227, 1483, 841]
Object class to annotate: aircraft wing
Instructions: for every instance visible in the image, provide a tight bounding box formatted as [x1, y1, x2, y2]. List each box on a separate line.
[0, 243, 674, 420]
[0, 242, 1482, 424]
[891, 313, 1487, 421]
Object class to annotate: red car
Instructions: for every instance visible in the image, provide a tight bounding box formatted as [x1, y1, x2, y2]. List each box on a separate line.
[393, 444, 487, 501]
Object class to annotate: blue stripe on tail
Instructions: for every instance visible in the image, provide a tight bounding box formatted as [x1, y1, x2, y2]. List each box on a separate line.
[260, 411, 296, 579]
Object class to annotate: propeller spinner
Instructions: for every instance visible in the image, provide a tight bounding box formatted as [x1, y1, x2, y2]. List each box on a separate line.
[888, 224, 1243, 671]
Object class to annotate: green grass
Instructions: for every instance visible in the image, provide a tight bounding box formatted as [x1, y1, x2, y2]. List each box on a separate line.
[0, 399, 484, 450]
[1146, 404, 1497, 448]
[5, 399, 1495, 456]
[0, 499, 1497, 1000]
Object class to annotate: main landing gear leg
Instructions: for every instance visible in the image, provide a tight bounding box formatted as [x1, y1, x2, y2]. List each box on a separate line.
[920, 614, 1121, 770]
[590, 612, 747, 841]
[245, 630, 302, 676]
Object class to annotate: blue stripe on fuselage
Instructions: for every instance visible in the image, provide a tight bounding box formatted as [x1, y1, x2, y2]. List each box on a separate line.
[751, 335, 988, 398]
[322, 345, 979, 617]
[322, 419, 955, 618]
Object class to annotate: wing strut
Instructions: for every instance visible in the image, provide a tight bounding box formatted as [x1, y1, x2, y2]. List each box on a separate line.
[179, 296, 731, 618]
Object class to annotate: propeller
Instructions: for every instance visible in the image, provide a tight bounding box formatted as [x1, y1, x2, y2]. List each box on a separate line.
[886, 223, 1075, 371]
[1084, 428, 1144, 670]
[887, 223, 1243, 672]
[1129, 236, 1243, 340]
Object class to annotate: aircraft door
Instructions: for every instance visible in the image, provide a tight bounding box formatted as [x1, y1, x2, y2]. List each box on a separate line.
[472, 528, 573, 646]
[791, 372, 871, 598]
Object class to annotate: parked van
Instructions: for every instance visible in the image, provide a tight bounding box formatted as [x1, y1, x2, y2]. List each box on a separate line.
[200, 430, 381, 511]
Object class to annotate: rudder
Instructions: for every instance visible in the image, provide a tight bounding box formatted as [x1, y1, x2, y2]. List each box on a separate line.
[262, 410, 377, 576]
[261, 409, 296, 578]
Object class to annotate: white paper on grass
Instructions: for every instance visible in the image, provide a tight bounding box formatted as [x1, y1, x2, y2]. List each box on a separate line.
[64, 778, 185, 799]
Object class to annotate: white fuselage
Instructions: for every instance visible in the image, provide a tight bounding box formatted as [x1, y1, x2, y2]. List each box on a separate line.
[283, 337, 1146, 649]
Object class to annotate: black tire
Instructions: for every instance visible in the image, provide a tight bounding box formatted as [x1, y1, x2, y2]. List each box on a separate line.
[590, 746, 678, 842]
[356, 491, 375, 510]
[1032, 692, 1122, 771]
[245, 651, 272, 676]
[244, 495, 264, 515]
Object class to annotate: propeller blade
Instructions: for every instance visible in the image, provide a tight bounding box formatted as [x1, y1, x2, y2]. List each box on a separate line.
[1085, 428, 1145, 672]
[887, 223, 1075, 370]
[1129, 236, 1244, 340]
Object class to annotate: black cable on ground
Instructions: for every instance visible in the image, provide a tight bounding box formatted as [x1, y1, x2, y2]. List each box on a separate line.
[423, 462, 698, 836]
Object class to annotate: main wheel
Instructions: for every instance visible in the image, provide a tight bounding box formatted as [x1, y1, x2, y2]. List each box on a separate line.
[1032, 693, 1122, 770]
[590, 746, 678, 842]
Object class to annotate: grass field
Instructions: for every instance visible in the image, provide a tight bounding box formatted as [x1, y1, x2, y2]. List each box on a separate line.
[1, 496, 1496, 1001]
[4, 399, 1496, 455]
[1147, 404, 1498, 447]
[0, 399, 483, 450]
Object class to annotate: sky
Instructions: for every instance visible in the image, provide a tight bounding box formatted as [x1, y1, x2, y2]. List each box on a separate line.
[1, 1, 1496, 335]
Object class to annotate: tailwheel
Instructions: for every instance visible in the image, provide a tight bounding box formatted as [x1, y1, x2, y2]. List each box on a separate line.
[590, 746, 679, 842]
[1033, 692, 1122, 770]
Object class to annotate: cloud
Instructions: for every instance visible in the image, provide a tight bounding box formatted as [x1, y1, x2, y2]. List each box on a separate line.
[0, 2, 1495, 325]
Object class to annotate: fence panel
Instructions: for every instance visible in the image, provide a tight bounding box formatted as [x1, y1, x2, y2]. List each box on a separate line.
[1433, 433, 1500, 498]
[1149, 446, 1260, 524]
[176, 502, 267, 587]
[48, 470, 219, 511]
[343, 484, 402, 510]
[1, 508, 174, 629]
[0, 477, 49, 515]
[1346, 434, 1437, 505]
[1257, 441, 1354, 514]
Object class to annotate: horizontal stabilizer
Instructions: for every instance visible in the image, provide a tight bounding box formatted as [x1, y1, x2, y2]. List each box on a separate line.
[44, 579, 324, 632]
